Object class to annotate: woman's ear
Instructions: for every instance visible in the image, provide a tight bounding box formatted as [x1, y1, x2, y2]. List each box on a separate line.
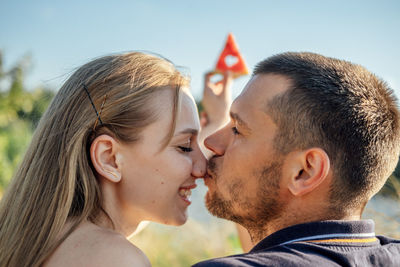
[90, 134, 122, 183]
[287, 148, 330, 197]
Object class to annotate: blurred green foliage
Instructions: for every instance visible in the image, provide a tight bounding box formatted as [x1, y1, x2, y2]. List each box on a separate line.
[0, 51, 54, 191]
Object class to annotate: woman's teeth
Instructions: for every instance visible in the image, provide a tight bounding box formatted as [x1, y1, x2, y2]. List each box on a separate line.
[179, 188, 192, 199]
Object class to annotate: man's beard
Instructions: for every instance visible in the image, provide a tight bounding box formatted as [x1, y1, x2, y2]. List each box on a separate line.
[205, 157, 283, 230]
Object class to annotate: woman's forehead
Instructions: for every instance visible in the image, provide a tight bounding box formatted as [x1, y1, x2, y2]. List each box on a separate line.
[175, 89, 200, 133]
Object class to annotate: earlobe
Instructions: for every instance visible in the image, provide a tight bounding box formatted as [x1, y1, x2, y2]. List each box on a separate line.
[90, 134, 122, 183]
[288, 148, 330, 196]
[103, 169, 121, 183]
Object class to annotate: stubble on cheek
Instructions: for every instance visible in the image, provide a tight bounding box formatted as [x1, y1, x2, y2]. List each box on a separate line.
[205, 158, 233, 218]
[205, 157, 257, 223]
[206, 159, 284, 232]
[205, 175, 251, 223]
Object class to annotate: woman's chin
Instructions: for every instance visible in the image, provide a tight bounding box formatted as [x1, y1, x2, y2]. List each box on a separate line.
[173, 214, 189, 226]
[148, 206, 189, 226]
[164, 210, 189, 226]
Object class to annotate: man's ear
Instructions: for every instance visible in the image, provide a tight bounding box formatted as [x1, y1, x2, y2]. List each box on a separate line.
[90, 134, 122, 183]
[287, 148, 330, 197]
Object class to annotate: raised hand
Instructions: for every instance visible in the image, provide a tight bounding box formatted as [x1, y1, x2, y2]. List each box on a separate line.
[200, 71, 233, 128]
[198, 71, 233, 158]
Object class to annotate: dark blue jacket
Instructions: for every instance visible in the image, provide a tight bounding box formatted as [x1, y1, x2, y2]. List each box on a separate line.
[193, 220, 400, 266]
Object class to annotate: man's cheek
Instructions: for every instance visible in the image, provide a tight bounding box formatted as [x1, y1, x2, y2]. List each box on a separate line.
[216, 178, 231, 197]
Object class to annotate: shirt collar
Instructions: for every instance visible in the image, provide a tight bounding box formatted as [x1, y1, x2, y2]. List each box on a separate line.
[250, 219, 376, 252]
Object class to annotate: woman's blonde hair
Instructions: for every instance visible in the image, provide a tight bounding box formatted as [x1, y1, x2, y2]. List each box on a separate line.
[0, 52, 189, 267]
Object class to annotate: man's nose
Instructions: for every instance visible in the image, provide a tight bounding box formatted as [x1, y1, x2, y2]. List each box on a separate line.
[204, 127, 228, 156]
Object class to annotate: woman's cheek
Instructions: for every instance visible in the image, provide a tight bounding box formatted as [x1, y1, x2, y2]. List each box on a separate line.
[170, 154, 193, 178]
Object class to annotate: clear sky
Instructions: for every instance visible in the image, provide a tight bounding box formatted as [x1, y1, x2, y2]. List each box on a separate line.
[1, 0, 399, 100]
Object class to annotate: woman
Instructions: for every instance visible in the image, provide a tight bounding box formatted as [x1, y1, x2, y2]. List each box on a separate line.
[0, 52, 211, 266]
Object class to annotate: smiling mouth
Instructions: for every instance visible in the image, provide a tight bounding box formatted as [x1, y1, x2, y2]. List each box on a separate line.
[178, 184, 196, 204]
[179, 188, 192, 198]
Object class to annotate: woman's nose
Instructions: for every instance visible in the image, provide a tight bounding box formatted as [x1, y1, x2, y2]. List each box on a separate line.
[191, 145, 207, 178]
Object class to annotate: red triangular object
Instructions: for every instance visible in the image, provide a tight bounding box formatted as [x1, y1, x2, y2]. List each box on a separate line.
[214, 33, 249, 78]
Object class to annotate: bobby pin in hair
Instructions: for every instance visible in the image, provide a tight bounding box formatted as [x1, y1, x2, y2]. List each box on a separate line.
[94, 95, 107, 129]
[83, 84, 106, 129]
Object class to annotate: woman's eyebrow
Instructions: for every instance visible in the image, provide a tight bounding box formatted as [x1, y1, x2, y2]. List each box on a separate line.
[176, 128, 198, 136]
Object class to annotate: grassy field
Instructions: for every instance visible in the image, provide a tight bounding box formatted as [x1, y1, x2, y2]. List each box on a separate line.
[131, 219, 243, 267]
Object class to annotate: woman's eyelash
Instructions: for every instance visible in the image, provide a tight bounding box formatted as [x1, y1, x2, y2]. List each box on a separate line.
[231, 127, 240, 135]
[178, 146, 193, 152]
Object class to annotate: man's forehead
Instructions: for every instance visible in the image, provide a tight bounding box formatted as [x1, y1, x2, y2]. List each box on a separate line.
[233, 74, 292, 113]
[230, 74, 284, 138]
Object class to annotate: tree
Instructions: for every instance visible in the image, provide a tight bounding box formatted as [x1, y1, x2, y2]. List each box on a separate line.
[0, 51, 55, 191]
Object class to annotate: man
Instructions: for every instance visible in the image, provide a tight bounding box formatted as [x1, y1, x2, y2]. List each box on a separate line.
[195, 52, 400, 266]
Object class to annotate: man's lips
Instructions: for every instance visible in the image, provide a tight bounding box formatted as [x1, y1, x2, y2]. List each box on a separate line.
[205, 168, 215, 179]
[204, 172, 213, 179]
[203, 171, 214, 188]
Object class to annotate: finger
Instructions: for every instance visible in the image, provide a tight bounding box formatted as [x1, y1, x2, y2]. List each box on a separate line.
[210, 82, 223, 95]
[204, 71, 216, 84]
[203, 72, 213, 98]
[204, 71, 226, 96]
[222, 71, 234, 86]
[204, 71, 218, 97]
[220, 71, 234, 99]
[204, 81, 215, 97]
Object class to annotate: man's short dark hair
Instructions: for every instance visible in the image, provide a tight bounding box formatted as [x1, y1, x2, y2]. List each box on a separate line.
[254, 52, 400, 213]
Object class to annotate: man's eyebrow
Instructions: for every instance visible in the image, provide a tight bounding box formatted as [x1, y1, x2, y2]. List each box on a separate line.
[176, 128, 198, 136]
[230, 112, 251, 132]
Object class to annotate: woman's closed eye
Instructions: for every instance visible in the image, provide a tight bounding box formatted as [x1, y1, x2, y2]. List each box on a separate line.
[178, 146, 193, 152]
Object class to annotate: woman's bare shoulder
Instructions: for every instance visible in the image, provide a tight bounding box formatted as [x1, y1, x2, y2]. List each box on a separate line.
[95, 230, 151, 267]
[45, 222, 150, 267]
